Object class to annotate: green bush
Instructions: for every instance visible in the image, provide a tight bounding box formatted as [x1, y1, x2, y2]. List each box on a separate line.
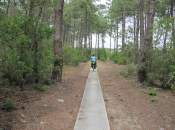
[97, 48, 108, 61]
[1, 100, 16, 112]
[109, 52, 117, 61]
[120, 70, 128, 78]
[34, 84, 48, 91]
[143, 49, 175, 88]
[43, 79, 55, 85]
[110, 43, 134, 65]
[171, 86, 175, 90]
[63, 45, 85, 66]
[151, 97, 156, 102]
[4, 88, 10, 94]
[127, 64, 136, 74]
[0, 16, 54, 89]
[148, 88, 158, 96]
[110, 51, 127, 65]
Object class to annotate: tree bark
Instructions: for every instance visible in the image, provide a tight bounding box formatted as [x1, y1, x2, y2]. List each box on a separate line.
[138, 0, 155, 82]
[52, 0, 64, 82]
[140, 0, 144, 51]
[6, 0, 11, 15]
[170, 0, 175, 49]
[84, 2, 88, 57]
[98, 32, 99, 49]
[134, 8, 139, 64]
[122, 0, 126, 49]
[102, 29, 105, 48]
[116, 19, 119, 53]
[163, 28, 168, 53]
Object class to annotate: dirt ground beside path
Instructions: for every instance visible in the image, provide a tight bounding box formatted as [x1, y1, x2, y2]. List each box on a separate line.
[0, 62, 90, 130]
[0, 60, 175, 130]
[98, 60, 175, 130]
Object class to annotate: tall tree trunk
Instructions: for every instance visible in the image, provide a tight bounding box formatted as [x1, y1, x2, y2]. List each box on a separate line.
[140, 0, 144, 51]
[134, 13, 136, 46]
[110, 34, 111, 53]
[102, 30, 105, 48]
[116, 19, 119, 53]
[163, 28, 168, 53]
[84, 2, 88, 57]
[134, 8, 139, 64]
[6, 0, 11, 15]
[144, 13, 147, 34]
[170, 0, 175, 48]
[29, 0, 39, 84]
[63, 24, 66, 44]
[110, 20, 112, 53]
[90, 33, 92, 49]
[80, 18, 83, 45]
[122, 0, 126, 49]
[73, 14, 75, 48]
[52, 0, 64, 82]
[138, 0, 155, 82]
[98, 32, 99, 49]
[95, 33, 98, 53]
[88, 28, 91, 49]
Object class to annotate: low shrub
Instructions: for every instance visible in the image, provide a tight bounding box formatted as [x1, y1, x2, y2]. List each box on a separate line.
[1, 100, 16, 112]
[34, 84, 48, 91]
[97, 48, 108, 61]
[148, 88, 157, 96]
[127, 64, 137, 74]
[120, 70, 128, 78]
[63, 45, 85, 66]
[151, 97, 156, 102]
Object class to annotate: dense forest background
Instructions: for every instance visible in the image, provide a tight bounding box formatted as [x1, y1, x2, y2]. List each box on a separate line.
[0, 0, 175, 92]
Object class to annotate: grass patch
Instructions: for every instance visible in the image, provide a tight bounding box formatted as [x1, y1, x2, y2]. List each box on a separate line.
[120, 70, 128, 78]
[1, 100, 16, 112]
[148, 88, 158, 96]
[34, 84, 48, 91]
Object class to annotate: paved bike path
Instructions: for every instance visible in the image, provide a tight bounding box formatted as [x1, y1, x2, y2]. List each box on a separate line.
[74, 68, 110, 130]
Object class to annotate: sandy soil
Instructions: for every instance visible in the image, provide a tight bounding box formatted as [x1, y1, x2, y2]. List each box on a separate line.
[98, 60, 175, 130]
[0, 60, 175, 130]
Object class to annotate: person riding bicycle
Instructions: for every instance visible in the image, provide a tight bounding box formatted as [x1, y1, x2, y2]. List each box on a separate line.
[91, 54, 97, 69]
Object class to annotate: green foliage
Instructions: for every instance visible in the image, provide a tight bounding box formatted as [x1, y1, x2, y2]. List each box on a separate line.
[110, 51, 126, 64]
[1, 100, 16, 112]
[117, 51, 127, 65]
[144, 49, 175, 88]
[120, 70, 128, 78]
[4, 88, 10, 94]
[171, 86, 175, 90]
[63, 45, 85, 66]
[0, 16, 54, 88]
[119, 64, 136, 78]
[73, 56, 81, 66]
[109, 43, 134, 65]
[97, 48, 108, 61]
[53, 55, 63, 71]
[34, 84, 48, 91]
[151, 97, 156, 102]
[127, 64, 136, 74]
[148, 88, 158, 96]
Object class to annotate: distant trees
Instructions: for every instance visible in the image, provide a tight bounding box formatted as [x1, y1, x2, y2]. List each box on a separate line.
[108, 0, 175, 88]
[1, 0, 175, 89]
[0, 0, 108, 89]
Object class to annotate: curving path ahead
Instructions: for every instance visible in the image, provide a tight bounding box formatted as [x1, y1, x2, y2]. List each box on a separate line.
[74, 68, 110, 130]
